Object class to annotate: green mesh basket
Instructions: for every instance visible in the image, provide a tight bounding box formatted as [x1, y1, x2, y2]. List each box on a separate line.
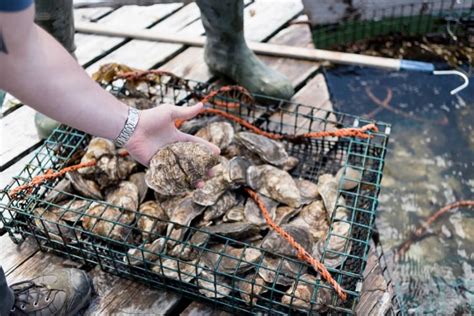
[0, 77, 390, 314]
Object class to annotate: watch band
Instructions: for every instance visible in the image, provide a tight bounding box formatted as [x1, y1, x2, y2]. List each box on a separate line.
[114, 107, 140, 148]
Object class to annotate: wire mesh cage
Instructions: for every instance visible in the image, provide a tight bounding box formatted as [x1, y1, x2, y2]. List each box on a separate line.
[311, 0, 473, 53]
[0, 73, 390, 314]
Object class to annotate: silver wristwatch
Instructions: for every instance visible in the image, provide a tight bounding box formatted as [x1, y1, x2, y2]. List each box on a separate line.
[114, 107, 140, 148]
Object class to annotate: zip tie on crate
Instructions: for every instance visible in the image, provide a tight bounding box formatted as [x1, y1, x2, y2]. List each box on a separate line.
[396, 200, 474, 258]
[245, 188, 348, 301]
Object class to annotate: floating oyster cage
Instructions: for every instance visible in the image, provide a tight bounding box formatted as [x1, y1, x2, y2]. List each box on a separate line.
[0, 76, 390, 315]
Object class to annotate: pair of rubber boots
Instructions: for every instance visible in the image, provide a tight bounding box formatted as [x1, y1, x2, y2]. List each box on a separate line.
[34, 0, 294, 139]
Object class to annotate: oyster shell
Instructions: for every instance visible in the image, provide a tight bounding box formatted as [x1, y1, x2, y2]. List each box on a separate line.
[282, 156, 299, 171]
[222, 143, 242, 158]
[164, 194, 205, 243]
[223, 156, 251, 186]
[105, 181, 139, 212]
[244, 193, 279, 226]
[51, 199, 91, 222]
[223, 205, 245, 222]
[195, 121, 234, 151]
[95, 154, 137, 188]
[237, 275, 268, 305]
[258, 255, 307, 286]
[152, 258, 201, 283]
[33, 208, 75, 242]
[312, 221, 352, 268]
[202, 244, 262, 274]
[78, 137, 115, 175]
[281, 274, 331, 312]
[290, 200, 329, 241]
[202, 191, 239, 221]
[335, 166, 363, 191]
[145, 142, 219, 196]
[125, 237, 166, 266]
[318, 173, 339, 218]
[247, 165, 301, 208]
[274, 206, 300, 226]
[129, 172, 148, 203]
[66, 171, 103, 200]
[179, 115, 222, 135]
[82, 204, 134, 241]
[44, 178, 73, 204]
[193, 174, 229, 207]
[137, 200, 168, 242]
[295, 179, 320, 205]
[235, 132, 288, 167]
[197, 270, 232, 298]
[261, 224, 313, 258]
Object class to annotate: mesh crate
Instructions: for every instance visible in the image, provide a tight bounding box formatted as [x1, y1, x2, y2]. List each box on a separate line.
[0, 76, 390, 314]
[311, 0, 473, 50]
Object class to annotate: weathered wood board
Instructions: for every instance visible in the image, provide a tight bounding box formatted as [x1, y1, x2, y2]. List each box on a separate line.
[181, 301, 232, 316]
[0, 235, 39, 275]
[0, 106, 41, 170]
[75, 3, 183, 66]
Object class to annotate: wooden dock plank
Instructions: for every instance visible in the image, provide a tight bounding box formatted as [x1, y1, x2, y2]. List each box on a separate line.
[180, 301, 232, 316]
[75, 3, 183, 66]
[0, 106, 40, 170]
[0, 235, 39, 275]
[0, 151, 35, 190]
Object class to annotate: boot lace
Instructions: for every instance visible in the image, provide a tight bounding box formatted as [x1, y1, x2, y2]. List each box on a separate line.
[10, 280, 54, 312]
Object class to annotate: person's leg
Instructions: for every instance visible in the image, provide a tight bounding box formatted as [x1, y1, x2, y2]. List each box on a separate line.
[196, 0, 294, 100]
[34, 0, 76, 139]
[0, 265, 15, 315]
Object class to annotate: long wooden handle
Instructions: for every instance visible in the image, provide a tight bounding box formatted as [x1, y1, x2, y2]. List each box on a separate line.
[76, 21, 401, 70]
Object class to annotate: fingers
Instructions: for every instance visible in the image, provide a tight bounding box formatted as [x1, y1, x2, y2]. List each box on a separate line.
[180, 132, 221, 155]
[171, 103, 204, 120]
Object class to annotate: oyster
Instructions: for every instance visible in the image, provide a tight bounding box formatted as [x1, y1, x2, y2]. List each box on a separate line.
[66, 171, 103, 200]
[295, 179, 320, 205]
[318, 174, 339, 218]
[244, 194, 278, 226]
[164, 194, 205, 243]
[33, 208, 75, 242]
[202, 191, 239, 221]
[222, 143, 242, 158]
[282, 156, 299, 171]
[44, 178, 73, 204]
[125, 237, 166, 266]
[82, 204, 134, 241]
[261, 224, 313, 258]
[105, 181, 139, 212]
[223, 156, 251, 185]
[258, 255, 307, 286]
[223, 205, 245, 222]
[247, 165, 301, 208]
[51, 199, 91, 222]
[237, 275, 268, 305]
[290, 200, 329, 241]
[197, 270, 232, 298]
[281, 274, 331, 312]
[137, 200, 168, 242]
[235, 132, 288, 167]
[312, 221, 352, 268]
[195, 121, 234, 151]
[128, 172, 148, 203]
[193, 174, 229, 207]
[179, 115, 222, 134]
[145, 142, 219, 196]
[78, 137, 115, 175]
[335, 166, 363, 191]
[152, 258, 201, 283]
[274, 206, 300, 226]
[202, 244, 262, 274]
[95, 154, 137, 188]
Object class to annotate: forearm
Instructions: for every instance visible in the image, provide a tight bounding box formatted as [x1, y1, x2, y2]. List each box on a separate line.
[0, 6, 127, 140]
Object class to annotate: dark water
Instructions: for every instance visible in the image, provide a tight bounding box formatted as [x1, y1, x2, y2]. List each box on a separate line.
[325, 66, 474, 314]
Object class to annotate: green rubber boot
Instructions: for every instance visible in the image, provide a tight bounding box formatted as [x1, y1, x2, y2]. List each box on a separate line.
[34, 0, 76, 139]
[196, 0, 294, 100]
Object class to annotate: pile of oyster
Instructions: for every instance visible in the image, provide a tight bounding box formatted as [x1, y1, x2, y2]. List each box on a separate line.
[34, 117, 363, 311]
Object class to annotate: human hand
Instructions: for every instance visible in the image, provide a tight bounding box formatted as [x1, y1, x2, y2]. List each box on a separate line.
[125, 103, 220, 166]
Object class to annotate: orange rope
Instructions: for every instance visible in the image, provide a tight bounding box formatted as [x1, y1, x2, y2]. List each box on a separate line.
[245, 188, 347, 301]
[397, 200, 474, 257]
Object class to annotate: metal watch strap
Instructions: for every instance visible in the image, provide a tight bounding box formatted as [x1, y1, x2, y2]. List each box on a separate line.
[114, 107, 140, 147]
